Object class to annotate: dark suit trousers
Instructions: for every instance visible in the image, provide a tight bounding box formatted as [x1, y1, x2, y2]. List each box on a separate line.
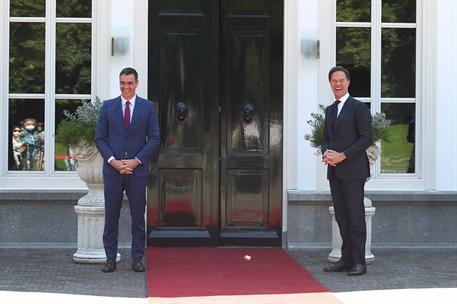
[329, 177, 366, 265]
[103, 174, 148, 261]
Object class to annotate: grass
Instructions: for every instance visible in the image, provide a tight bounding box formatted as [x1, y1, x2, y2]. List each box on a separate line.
[380, 123, 414, 173]
[55, 142, 78, 171]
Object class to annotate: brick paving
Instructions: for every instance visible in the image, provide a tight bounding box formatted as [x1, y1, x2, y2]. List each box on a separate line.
[0, 248, 146, 298]
[0, 247, 456, 303]
[288, 248, 457, 292]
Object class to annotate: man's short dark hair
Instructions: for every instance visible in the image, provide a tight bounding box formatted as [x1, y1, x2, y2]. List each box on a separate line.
[119, 67, 138, 81]
[328, 66, 351, 81]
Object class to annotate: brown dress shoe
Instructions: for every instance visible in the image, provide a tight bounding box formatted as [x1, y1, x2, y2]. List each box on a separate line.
[132, 260, 145, 272]
[323, 260, 352, 272]
[102, 259, 117, 273]
[347, 263, 367, 276]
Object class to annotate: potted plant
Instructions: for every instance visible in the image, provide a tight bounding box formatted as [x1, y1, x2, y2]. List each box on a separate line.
[56, 97, 113, 263]
[56, 96, 102, 161]
[304, 104, 391, 166]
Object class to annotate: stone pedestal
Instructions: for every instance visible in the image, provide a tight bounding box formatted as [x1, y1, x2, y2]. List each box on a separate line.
[328, 197, 376, 264]
[72, 145, 120, 263]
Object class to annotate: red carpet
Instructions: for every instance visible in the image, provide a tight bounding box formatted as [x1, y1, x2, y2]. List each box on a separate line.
[146, 248, 327, 298]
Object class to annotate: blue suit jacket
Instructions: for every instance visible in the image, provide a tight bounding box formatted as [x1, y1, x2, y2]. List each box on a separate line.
[321, 96, 373, 180]
[95, 96, 160, 177]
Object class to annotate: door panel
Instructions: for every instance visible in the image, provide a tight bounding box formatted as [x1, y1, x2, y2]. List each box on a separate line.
[148, 0, 282, 246]
[219, 0, 282, 245]
[147, 0, 215, 245]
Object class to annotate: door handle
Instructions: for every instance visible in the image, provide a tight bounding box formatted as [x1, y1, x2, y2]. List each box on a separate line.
[176, 101, 188, 122]
[242, 102, 254, 123]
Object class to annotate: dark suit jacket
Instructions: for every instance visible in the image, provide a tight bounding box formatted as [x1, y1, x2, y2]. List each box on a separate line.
[321, 96, 373, 180]
[95, 96, 160, 177]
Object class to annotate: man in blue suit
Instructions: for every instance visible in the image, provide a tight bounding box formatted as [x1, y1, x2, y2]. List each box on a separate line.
[95, 67, 160, 272]
[321, 66, 373, 276]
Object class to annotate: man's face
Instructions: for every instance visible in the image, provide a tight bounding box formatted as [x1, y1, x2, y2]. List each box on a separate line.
[119, 74, 138, 100]
[330, 71, 350, 100]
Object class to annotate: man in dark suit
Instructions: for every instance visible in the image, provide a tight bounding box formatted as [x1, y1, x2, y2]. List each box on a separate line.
[95, 67, 160, 273]
[321, 66, 373, 276]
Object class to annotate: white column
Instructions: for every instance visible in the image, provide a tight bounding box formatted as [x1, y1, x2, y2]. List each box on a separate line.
[73, 146, 120, 263]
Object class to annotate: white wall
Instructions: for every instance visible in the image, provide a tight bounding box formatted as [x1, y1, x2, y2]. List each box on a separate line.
[110, 0, 135, 98]
[284, 0, 322, 193]
[435, 0, 457, 190]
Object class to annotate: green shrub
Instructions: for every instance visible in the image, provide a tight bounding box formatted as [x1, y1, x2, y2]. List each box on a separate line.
[55, 97, 102, 147]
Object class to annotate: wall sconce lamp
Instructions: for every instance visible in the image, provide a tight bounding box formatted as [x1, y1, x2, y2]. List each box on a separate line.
[301, 38, 320, 59]
[111, 36, 129, 56]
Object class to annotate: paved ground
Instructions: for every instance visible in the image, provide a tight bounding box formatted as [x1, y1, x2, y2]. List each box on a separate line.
[288, 248, 457, 292]
[0, 248, 456, 303]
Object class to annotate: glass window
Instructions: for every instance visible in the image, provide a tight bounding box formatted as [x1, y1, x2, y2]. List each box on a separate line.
[6, 0, 92, 176]
[9, 23, 45, 93]
[336, 0, 418, 177]
[8, 99, 45, 171]
[382, 0, 416, 23]
[381, 103, 415, 174]
[336, 27, 371, 98]
[381, 28, 416, 98]
[56, 23, 92, 94]
[10, 0, 45, 17]
[55, 99, 83, 171]
[337, 0, 371, 22]
[57, 0, 92, 18]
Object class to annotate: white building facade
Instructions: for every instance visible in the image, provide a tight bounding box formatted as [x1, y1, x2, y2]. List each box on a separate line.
[0, 0, 456, 248]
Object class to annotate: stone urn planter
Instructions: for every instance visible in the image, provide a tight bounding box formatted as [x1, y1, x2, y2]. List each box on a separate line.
[72, 144, 120, 263]
[328, 143, 379, 264]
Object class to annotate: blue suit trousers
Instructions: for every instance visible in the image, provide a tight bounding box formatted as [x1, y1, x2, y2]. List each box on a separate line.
[103, 174, 148, 261]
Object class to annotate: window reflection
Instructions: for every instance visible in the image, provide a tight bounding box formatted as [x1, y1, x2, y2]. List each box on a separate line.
[8, 99, 45, 171]
[382, 0, 416, 23]
[337, 0, 371, 22]
[336, 27, 371, 98]
[382, 28, 416, 98]
[380, 103, 415, 174]
[10, 0, 45, 17]
[57, 0, 92, 18]
[56, 23, 91, 94]
[55, 100, 83, 171]
[9, 23, 45, 93]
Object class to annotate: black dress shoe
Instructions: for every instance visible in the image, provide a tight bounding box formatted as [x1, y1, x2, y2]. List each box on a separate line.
[347, 263, 367, 276]
[102, 259, 117, 273]
[132, 260, 145, 272]
[323, 260, 352, 272]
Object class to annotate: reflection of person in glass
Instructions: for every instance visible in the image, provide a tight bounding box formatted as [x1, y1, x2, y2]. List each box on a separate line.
[36, 122, 45, 170]
[21, 118, 41, 170]
[95, 67, 160, 273]
[321, 66, 373, 276]
[406, 115, 415, 173]
[11, 126, 25, 170]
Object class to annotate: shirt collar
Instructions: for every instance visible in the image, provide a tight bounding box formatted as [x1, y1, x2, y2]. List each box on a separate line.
[121, 95, 136, 107]
[335, 92, 349, 106]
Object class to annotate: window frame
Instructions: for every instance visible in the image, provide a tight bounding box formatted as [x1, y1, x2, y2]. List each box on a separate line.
[318, 0, 437, 190]
[0, 0, 109, 189]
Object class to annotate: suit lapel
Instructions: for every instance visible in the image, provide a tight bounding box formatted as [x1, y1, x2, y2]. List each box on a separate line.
[335, 97, 355, 130]
[113, 96, 127, 133]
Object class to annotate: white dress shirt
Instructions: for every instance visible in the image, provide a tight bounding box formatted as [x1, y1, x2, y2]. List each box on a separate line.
[335, 92, 349, 117]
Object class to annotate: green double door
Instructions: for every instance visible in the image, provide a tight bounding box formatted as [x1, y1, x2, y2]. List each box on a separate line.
[147, 0, 283, 246]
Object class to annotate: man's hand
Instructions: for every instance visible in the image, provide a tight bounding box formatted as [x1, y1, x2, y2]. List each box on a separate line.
[121, 159, 140, 173]
[323, 149, 346, 167]
[110, 160, 134, 175]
